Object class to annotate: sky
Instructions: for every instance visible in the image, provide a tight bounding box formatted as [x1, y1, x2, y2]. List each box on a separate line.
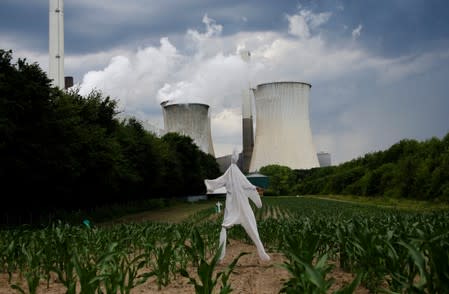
[1, 0, 449, 165]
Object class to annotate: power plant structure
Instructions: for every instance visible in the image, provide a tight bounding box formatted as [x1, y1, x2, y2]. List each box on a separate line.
[240, 49, 254, 174]
[49, 0, 64, 89]
[241, 87, 254, 173]
[161, 102, 215, 156]
[317, 151, 332, 167]
[249, 81, 320, 172]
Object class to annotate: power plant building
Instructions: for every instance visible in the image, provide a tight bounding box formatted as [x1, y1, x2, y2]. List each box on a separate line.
[161, 102, 215, 156]
[317, 152, 332, 167]
[249, 81, 319, 172]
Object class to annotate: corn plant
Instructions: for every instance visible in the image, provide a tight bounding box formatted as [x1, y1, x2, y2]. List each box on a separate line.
[144, 241, 179, 289]
[416, 224, 449, 292]
[181, 228, 247, 294]
[346, 218, 387, 291]
[280, 230, 334, 294]
[2, 238, 19, 283]
[71, 249, 101, 294]
[280, 252, 334, 294]
[217, 251, 248, 294]
[47, 223, 78, 293]
[1, 197, 449, 294]
[10, 243, 43, 294]
[93, 242, 150, 294]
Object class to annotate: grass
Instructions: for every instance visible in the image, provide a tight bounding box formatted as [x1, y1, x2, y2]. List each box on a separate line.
[306, 194, 449, 211]
[104, 195, 448, 226]
[101, 199, 217, 225]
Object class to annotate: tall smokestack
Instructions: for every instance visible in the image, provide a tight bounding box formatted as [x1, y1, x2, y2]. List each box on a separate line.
[240, 50, 254, 173]
[49, 0, 64, 89]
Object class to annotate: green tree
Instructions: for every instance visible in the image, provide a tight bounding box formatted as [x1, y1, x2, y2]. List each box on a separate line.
[161, 132, 220, 196]
[0, 49, 60, 214]
[260, 164, 295, 195]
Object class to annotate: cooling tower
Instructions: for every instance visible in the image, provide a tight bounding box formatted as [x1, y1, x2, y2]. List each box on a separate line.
[249, 82, 319, 172]
[161, 102, 215, 156]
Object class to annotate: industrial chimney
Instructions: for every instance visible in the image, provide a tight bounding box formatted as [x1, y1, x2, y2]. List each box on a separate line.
[161, 102, 215, 156]
[240, 50, 254, 174]
[241, 88, 254, 173]
[49, 0, 64, 89]
[249, 81, 319, 171]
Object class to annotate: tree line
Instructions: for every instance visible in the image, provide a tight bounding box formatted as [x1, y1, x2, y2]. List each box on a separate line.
[0, 49, 220, 223]
[261, 132, 449, 201]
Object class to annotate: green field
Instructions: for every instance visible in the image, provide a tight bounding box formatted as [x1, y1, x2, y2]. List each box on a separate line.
[1, 196, 448, 293]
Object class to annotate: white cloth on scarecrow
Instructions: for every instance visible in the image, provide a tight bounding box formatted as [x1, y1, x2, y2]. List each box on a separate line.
[204, 151, 270, 261]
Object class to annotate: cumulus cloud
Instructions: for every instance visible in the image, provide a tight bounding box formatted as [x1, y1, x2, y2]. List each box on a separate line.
[188, 14, 223, 41]
[156, 53, 248, 107]
[286, 9, 332, 39]
[80, 37, 180, 113]
[287, 14, 310, 38]
[352, 24, 363, 40]
[78, 10, 449, 161]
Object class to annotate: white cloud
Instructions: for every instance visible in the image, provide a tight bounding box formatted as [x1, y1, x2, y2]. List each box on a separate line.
[156, 53, 248, 108]
[287, 14, 310, 38]
[307, 11, 332, 29]
[187, 14, 223, 41]
[79, 37, 180, 113]
[212, 108, 242, 138]
[287, 9, 332, 39]
[65, 49, 130, 82]
[352, 24, 363, 40]
[211, 108, 243, 157]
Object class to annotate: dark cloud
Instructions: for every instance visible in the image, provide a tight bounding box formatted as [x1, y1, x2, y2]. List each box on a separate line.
[323, 0, 449, 57]
[0, 1, 48, 52]
[3, 0, 449, 56]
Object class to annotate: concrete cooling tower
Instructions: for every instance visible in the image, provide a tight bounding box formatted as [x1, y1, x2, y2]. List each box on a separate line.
[249, 81, 319, 172]
[161, 102, 215, 156]
[317, 151, 332, 167]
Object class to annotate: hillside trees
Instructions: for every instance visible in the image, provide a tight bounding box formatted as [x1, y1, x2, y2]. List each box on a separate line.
[259, 134, 449, 201]
[290, 135, 449, 201]
[259, 165, 295, 195]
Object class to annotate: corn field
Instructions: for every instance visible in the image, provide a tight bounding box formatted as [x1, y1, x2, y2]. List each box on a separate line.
[1, 197, 449, 293]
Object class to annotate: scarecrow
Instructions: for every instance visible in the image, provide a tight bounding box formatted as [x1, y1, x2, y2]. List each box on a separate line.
[204, 151, 270, 261]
